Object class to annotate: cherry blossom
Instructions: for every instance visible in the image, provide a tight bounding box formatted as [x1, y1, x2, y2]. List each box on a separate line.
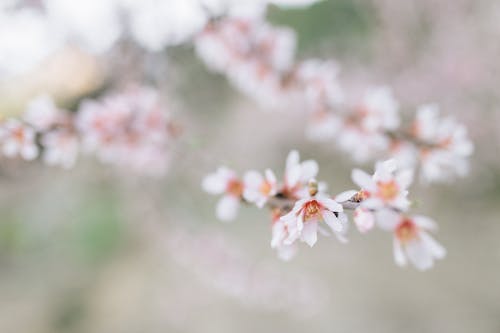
[270, 211, 298, 261]
[243, 169, 278, 208]
[40, 129, 79, 169]
[351, 159, 413, 212]
[75, 86, 173, 175]
[378, 212, 446, 270]
[282, 150, 319, 199]
[0, 119, 39, 160]
[411, 104, 474, 184]
[202, 167, 244, 221]
[280, 181, 344, 247]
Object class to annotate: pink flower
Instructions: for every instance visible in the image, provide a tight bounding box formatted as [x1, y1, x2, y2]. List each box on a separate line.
[351, 159, 414, 212]
[202, 167, 244, 221]
[0, 119, 39, 160]
[280, 193, 343, 247]
[380, 212, 446, 271]
[243, 169, 277, 208]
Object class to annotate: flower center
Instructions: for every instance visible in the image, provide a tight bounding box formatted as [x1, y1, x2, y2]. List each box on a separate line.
[303, 200, 321, 221]
[377, 180, 399, 201]
[395, 219, 418, 244]
[259, 181, 272, 196]
[13, 127, 25, 142]
[226, 179, 243, 197]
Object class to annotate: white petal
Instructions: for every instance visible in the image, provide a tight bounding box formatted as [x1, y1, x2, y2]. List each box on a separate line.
[286, 164, 301, 188]
[202, 168, 231, 194]
[375, 209, 401, 231]
[286, 150, 299, 172]
[362, 198, 383, 210]
[335, 190, 358, 202]
[405, 239, 434, 271]
[396, 169, 414, 190]
[243, 170, 263, 188]
[317, 195, 343, 212]
[300, 222, 318, 247]
[352, 169, 375, 191]
[420, 231, 446, 259]
[300, 160, 319, 182]
[216, 195, 240, 221]
[393, 238, 407, 267]
[413, 216, 438, 231]
[264, 169, 276, 184]
[322, 210, 342, 233]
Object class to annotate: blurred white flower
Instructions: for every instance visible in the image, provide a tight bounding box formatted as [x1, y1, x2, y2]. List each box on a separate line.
[271, 215, 298, 261]
[0, 8, 62, 78]
[202, 167, 244, 221]
[23, 95, 65, 131]
[195, 17, 297, 107]
[379, 212, 446, 271]
[40, 129, 79, 169]
[0, 119, 39, 160]
[412, 104, 474, 184]
[243, 169, 278, 208]
[44, 0, 121, 53]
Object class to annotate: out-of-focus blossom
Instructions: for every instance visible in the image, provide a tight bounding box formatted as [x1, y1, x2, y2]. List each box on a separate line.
[337, 87, 399, 162]
[23, 95, 65, 131]
[411, 104, 474, 184]
[195, 17, 297, 107]
[0, 119, 39, 160]
[270, 211, 298, 261]
[202, 167, 244, 221]
[353, 207, 375, 233]
[280, 188, 344, 247]
[40, 129, 78, 168]
[379, 212, 446, 271]
[76, 86, 174, 176]
[243, 169, 278, 208]
[0, 8, 62, 78]
[44, 0, 121, 53]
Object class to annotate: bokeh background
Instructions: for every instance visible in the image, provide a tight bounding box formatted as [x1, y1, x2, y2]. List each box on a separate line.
[1, 0, 499, 332]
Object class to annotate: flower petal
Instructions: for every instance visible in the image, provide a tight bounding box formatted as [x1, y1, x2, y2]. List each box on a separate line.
[300, 221, 318, 247]
[352, 169, 375, 191]
[216, 195, 240, 221]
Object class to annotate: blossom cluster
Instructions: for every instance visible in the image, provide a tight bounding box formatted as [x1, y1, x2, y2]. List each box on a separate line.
[203, 150, 446, 270]
[0, 0, 321, 77]
[0, 86, 176, 176]
[194, 15, 474, 184]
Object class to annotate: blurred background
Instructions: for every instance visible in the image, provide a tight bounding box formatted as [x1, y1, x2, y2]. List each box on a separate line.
[1, 0, 499, 332]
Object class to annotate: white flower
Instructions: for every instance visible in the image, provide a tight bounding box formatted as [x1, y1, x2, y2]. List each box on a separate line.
[353, 207, 375, 233]
[412, 104, 474, 184]
[379, 212, 446, 271]
[40, 129, 79, 169]
[335, 87, 399, 162]
[297, 59, 344, 109]
[351, 159, 414, 212]
[280, 193, 343, 247]
[271, 216, 298, 261]
[243, 169, 277, 208]
[202, 167, 244, 221]
[23, 95, 64, 131]
[0, 119, 39, 160]
[282, 150, 319, 199]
